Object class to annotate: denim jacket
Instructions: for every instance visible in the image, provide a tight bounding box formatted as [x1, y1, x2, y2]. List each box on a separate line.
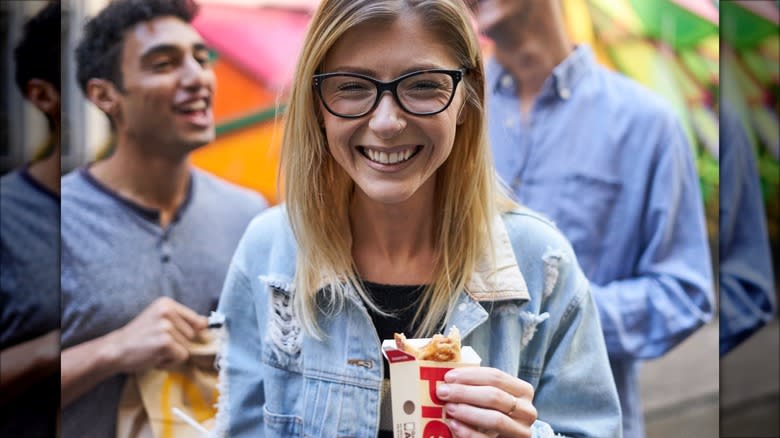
[213, 206, 622, 437]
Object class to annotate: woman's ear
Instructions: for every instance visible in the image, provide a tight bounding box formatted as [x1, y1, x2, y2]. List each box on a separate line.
[456, 103, 467, 125]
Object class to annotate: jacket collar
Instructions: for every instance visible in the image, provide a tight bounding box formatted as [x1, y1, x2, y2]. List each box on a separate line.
[464, 214, 530, 302]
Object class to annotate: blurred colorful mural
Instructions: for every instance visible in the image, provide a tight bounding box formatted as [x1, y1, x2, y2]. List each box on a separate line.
[719, 1, 779, 245]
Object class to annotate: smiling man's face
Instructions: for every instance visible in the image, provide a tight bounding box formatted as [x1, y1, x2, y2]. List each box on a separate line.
[114, 16, 215, 158]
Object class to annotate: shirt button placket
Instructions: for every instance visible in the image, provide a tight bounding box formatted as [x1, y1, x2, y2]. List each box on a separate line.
[160, 233, 171, 263]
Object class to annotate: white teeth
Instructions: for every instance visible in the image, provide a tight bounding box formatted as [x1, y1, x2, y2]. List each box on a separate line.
[180, 100, 207, 111]
[364, 147, 417, 165]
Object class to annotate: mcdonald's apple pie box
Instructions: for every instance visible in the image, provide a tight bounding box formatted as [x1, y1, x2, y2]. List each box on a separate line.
[381, 338, 481, 438]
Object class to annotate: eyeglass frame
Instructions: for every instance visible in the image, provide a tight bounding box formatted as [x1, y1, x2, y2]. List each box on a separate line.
[312, 68, 466, 119]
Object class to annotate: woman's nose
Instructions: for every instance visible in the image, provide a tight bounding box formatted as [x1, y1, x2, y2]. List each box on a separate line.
[368, 93, 406, 138]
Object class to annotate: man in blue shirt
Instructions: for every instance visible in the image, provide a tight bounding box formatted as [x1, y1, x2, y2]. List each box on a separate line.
[719, 105, 776, 356]
[1, 4, 61, 436]
[469, 2, 714, 436]
[59, 1, 267, 436]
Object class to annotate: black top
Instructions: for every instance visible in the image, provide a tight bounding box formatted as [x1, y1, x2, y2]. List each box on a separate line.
[362, 280, 425, 438]
[363, 280, 433, 378]
[363, 280, 425, 343]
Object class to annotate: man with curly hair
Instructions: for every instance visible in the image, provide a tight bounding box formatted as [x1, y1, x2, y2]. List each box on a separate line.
[1, 2, 61, 436]
[60, 1, 267, 435]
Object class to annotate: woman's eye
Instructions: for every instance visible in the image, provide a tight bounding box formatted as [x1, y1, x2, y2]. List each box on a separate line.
[337, 82, 370, 92]
[410, 81, 442, 90]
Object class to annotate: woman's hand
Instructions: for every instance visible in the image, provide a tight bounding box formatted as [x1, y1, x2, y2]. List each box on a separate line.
[435, 367, 537, 438]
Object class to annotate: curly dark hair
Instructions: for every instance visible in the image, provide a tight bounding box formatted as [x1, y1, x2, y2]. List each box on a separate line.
[74, 0, 199, 95]
[14, 1, 61, 94]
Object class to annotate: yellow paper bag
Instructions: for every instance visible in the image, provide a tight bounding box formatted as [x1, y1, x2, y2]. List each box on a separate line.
[116, 327, 222, 438]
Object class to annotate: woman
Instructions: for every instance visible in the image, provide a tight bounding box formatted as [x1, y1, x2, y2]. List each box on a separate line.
[214, 0, 621, 436]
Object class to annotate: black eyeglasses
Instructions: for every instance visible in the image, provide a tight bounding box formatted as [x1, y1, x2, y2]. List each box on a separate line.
[313, 68, 465, 119]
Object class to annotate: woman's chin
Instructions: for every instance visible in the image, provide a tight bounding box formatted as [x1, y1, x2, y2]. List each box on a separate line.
[356, 185, 419, 207]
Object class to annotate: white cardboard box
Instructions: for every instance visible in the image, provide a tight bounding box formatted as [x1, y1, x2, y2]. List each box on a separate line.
[381, 338, 482, 438]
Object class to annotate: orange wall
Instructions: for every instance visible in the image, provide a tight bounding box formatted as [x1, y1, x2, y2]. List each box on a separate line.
[192, 58, 284, 204]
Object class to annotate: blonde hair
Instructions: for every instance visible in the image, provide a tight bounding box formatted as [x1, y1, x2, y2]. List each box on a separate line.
[281, 0, 516, 338]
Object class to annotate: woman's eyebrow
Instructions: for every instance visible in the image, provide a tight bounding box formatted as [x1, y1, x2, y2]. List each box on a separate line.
[323, 66, 376, 76]
[322, 63, 451, 77]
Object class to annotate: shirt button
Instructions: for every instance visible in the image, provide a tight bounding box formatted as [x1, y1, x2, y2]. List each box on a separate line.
[161, 254, 170, 263]
[500, 74, 513, 90]
[458, 303, 468, 311]
[559, 87, 571, 100]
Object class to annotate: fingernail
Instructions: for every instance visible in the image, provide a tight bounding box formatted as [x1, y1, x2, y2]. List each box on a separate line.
[448, 418, 462, 431]
[437, 383, 450, 398]
[445, 370, 458, 382]
[446, 402, 457, 415]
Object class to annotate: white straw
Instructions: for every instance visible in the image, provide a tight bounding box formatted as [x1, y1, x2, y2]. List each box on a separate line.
[172, 407, 210, 436]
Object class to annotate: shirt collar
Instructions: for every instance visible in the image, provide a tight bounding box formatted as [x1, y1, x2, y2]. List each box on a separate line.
[488, 44, 596, 101]
[20, 165, 60, 204]
[80, 166, 195, 225]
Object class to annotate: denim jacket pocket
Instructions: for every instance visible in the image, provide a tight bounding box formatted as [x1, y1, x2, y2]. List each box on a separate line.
[263, 405, 303, 437]
[556, 173, 621, 275]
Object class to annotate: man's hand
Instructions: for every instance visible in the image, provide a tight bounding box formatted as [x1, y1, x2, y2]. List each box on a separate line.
[61, 297, 208, 407]
[108, 297, 209, 373]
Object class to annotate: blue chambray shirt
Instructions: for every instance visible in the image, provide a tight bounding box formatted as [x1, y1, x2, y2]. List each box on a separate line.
[719, 105, 776, 356]
[486, 45, 714, 438]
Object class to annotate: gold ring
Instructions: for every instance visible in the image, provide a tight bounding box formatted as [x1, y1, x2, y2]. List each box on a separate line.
[505, 396, 520, 416]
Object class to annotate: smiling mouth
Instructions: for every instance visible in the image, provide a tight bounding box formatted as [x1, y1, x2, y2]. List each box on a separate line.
[173, 98, 211, 116]
[358, 145, 422, 165]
